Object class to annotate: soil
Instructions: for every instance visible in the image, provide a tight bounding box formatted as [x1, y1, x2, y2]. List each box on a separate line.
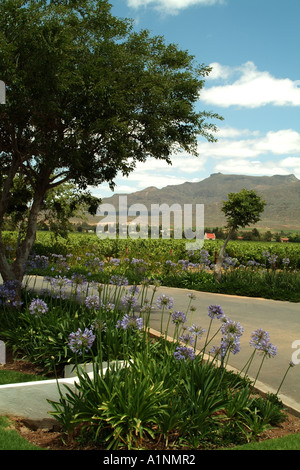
[1, 350, 300, 451]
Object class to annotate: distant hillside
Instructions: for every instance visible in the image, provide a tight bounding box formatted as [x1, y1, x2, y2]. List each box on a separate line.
[86, 173, 300, 230]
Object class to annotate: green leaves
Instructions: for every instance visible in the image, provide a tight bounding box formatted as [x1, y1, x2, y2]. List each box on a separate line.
[0, 0, 220, 188]
[222, 189, 266, 230]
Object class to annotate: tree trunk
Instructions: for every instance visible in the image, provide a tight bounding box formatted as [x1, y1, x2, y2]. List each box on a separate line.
[214, 227, 235, 283]
[0, 247, 15, 282]
[0, 170, 50, 286]
[12, 192, 45, 282]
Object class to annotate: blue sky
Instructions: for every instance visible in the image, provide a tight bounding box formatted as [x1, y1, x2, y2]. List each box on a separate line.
[94, 0, 300, 198]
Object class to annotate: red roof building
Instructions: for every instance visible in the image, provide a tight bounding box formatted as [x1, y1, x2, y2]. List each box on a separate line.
[204, 233, 216, 240]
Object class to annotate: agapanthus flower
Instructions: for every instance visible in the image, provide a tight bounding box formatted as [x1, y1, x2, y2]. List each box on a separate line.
[260, 342, 277, 358]
[121, 294, 138, 310]
[156, 294, 174, 310]
[187, 293, 196, 300]
[140, 304, 154, 316]
[26, 254, 49, 272]
[85, 257, 104, 272]
[68, 327, 95, 355]
[249, 328, 270, 350]
[221, 318, 244, 338]
[171, 310, 187, 325]
[210, 345, 222, 358]
[116, 314, 143, 331]
[85, 295, 100, 310]
[101, 302, 115, 313]
[220, 336, 241, 356]
[249, 328, 277, 358]
[129, 285, 140, 295]
[179, 332, 195, 346]
[110, 275, 129, 286]
[189, 324, 206, 339]
[0, 280, 22, 305]
[29, 298, 48, 317]
[208, 304, 224, 319]
[174, 345, 195, 361]
[71, 273, 87, 286]
[218, 318, 244, 356]
[48, 275, 71, 291]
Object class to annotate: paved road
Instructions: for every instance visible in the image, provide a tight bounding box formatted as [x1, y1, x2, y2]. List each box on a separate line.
[4, 275, 300, 412]
[148, 285, 300, 410]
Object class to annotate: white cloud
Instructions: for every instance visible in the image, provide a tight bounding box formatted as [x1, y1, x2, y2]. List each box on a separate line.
[214, 158, 290, 176]
[202, 61, 300, 108]
[216, 126, 260, 139]
[206, 62, 233, 81]
[197, 128, 300, 159]
[281, 157, 300, 169]
[91, 127, 300, 198]
[127, 0, 224, 14]
[214, 157, 300, 180]
[253, 129, 300, 155]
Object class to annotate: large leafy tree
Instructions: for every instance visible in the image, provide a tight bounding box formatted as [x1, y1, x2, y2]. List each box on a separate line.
[0, 0, 221, 283]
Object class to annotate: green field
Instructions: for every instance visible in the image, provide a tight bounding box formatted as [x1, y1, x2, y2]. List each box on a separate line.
[2, 231, 300, 301]
[3, 230, 300, 266]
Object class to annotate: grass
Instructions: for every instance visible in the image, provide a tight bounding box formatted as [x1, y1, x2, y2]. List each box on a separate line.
[0, 370, 48, 385]
[230, 433, 300, 450]
[0, 413, 299, 450]
[0, 416, 44, 450]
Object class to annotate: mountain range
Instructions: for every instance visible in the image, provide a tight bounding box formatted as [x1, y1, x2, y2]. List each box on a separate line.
[94, 173, 300, 231]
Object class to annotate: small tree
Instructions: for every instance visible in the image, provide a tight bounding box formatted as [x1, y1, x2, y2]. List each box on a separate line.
[214, 189, 266, 282]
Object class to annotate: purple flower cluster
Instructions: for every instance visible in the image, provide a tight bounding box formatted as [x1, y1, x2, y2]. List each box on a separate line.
[26, 254, 49, 273]
[101, 302, 115, 313]
[188, 323, 206, 339]
[121, 294, 138, 311]
[179, 324, 206, 347]
[199, 249, 211, 268]
[84, 255, 104, 272]
[156, 294, 174, 310]
[68, 327, 96, 355]
[174, 345, 196, 361]
[85, 295, 100, 310]
[179, 332, 196, 345]
[116, 314, 143, 331]
[109, 275, 129, 286]
[29, 298, 49, 317]
[219, 317, 244, 356]
[50, 254, 70, 272]
[129, 285, 140, 295]
[0, 280, 22, 308]
[46, 275, 72, 291]
[171, 310, 187, 325]
[71, 273, 88, 286]
[110, 258, 120, 266]
[208, 304, 224, 319]
[250, 328, 277, 358]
